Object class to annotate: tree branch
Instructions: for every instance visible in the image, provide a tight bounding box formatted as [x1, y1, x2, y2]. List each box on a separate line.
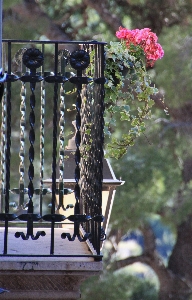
[108, 224, 171, 287]
[83, 0, 122, 32]
[114, 253, 152, 269]
[11, 0, 75, 50]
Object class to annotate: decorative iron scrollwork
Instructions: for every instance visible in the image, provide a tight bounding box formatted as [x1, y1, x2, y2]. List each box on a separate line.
[100, 227, 106, 241]
[15, 230, 46, 241]
[44, 75, 68, 83]
[22, 48, 44, 70]
[0, 213, 17, 221]
[70, 50, 90, 70]
[20, 48, 44, 85]
[5, 74, 19, 82]
[69, 76, 92, 84]
[61, 214, 91, 242]
[42, 214, 66, 223]
[15, 213, 46, 240]
[61, 231, 91, 242]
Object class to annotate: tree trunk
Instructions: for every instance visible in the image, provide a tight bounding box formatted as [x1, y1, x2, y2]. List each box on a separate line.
[112, 221, 192, 299]
[158, 217, 192, 300]
[158, 277, 191, 300]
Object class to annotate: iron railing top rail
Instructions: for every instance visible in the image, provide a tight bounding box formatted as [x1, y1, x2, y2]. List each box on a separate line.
[2, 39, 107, 45]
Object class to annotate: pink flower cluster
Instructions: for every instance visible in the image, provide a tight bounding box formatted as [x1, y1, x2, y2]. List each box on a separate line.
[116, 27, 164, 66]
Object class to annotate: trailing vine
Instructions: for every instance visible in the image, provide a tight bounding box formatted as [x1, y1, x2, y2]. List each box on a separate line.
[104, 40, 159, 158]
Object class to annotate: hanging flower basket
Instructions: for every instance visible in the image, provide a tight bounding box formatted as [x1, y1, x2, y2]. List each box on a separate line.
[104, 27, 164, 158]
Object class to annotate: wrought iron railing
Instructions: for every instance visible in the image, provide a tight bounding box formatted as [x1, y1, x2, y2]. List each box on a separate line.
[0, 39, 106, 260]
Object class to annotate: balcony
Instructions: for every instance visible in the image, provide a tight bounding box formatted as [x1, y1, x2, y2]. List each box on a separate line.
[0, 39, 122, 299]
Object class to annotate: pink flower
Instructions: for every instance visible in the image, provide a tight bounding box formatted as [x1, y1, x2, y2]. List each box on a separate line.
[116, 27, 164, 66]
[116, 27, 128, 39]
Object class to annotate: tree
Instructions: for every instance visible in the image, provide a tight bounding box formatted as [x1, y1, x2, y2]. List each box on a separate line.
[106, 22, 192, 298]
[3, 1, 192, 299]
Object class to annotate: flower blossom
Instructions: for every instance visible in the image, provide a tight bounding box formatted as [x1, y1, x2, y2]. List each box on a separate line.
[116, 27, 164, 66]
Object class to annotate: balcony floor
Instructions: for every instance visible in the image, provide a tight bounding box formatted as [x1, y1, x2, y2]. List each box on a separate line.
[0, 225, 95, 261]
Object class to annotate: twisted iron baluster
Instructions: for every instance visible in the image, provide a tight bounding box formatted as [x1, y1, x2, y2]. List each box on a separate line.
[58, 82, 65, 210]
[28, 82, 35, 211]
[0, 86, 6, 212]
[61, 49, 91, 242]
[19, 82, 26, 207]
[57, 49, 70, 211]
[3, 42, 12, 254]
[50, 43, 59, 255]
[52, 81, 58, 212]
[40, 45, 45, 217]
[15, 48, 45, 241]
[70, 49, 90, 216]
[74, 87, 81, 215]
[81, 82, 93, 238]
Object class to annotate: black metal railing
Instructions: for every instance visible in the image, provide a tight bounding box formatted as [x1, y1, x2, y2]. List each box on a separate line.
[0, 39, 106, 260]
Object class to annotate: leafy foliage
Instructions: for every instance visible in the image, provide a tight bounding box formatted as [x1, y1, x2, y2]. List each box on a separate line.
[81, 273, 158, 300]
[104, 41, 158, 158]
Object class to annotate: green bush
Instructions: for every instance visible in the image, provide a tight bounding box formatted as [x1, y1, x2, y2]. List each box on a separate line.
[81, 272, 158, 300]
